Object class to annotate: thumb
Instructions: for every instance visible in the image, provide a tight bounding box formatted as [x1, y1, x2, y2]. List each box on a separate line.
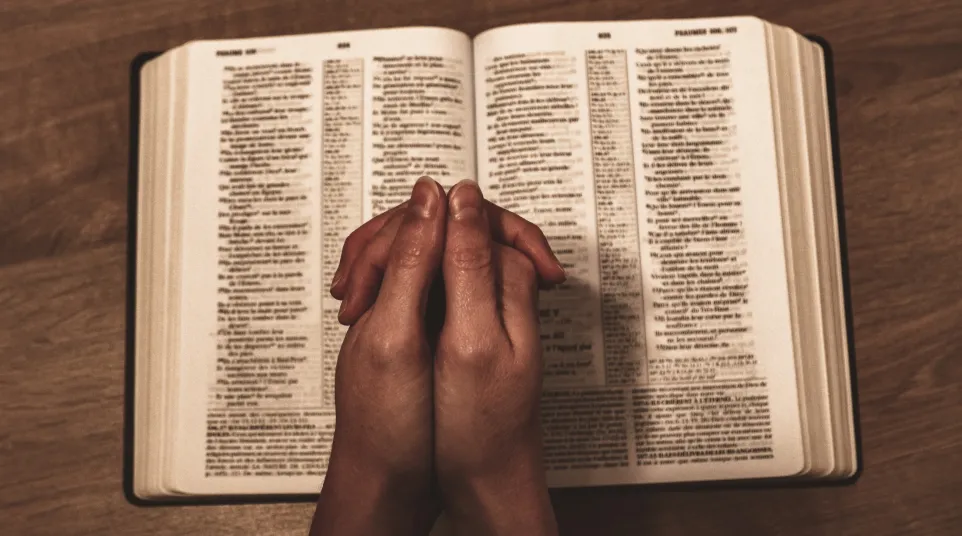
[371, 176, 447, 324]
[442, 180, 499, 332]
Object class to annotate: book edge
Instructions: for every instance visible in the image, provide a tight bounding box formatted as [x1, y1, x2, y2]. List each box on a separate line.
[123, 50, 322, 507]
[805, 34, 864, 485]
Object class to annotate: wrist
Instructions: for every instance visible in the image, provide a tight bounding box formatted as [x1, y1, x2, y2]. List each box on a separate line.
[312, 449, 439, 536]
[442, 458, 557, 536]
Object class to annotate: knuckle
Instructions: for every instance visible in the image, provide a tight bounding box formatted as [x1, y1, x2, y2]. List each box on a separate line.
[391, 244, 428, 269]
[497, 343, 542, 384]
[528, 225, 549, 246]
[536, 227, 548, 243]
[440, 336, 500, 369]
[342, 230, 363, 256]
[501, 355, 540, 386]
[363, 330, 418, 369]
[372, 330, 413, 356]
[441, 338, 540, 388]
[446, 245, 493, 271]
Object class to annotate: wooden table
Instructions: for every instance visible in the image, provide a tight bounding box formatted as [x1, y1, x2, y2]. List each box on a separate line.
[3, 0, 961, 534]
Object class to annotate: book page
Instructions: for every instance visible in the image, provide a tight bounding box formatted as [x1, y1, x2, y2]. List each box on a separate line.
[168, 27, 474, 495]
[474, 16, 804, 485]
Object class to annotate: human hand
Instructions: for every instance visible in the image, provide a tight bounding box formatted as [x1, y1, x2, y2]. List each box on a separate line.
[330, 180, 566, 326]
[322, 177, 561, 535]
[434, 180, 559, 536]
[310, 177, 447, 536]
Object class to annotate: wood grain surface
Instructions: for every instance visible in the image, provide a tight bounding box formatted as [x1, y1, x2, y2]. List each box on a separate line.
[2, 0, 961, 534]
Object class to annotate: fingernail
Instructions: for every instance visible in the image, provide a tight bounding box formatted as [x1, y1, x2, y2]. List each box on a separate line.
[449, 179, 482, 219]
[411, 176, 440, 218]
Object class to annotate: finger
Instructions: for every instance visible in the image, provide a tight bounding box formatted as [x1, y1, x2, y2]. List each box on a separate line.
[495, 245, 541, 349]
[485, 202, 566, 286]
[336, 210, 406, 325]
[372, 177, 447, 325]
[330, 202, 408, 299]
[443, 180, 500, 331]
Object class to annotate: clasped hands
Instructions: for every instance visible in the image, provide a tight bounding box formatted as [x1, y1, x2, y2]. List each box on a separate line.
[311, 177, 564, 536]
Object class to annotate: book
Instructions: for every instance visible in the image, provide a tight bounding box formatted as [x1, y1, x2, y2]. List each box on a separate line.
[128, 16, 861, 503]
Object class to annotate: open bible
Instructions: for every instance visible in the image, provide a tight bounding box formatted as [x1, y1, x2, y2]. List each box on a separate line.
[129, 16, 860, 502]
